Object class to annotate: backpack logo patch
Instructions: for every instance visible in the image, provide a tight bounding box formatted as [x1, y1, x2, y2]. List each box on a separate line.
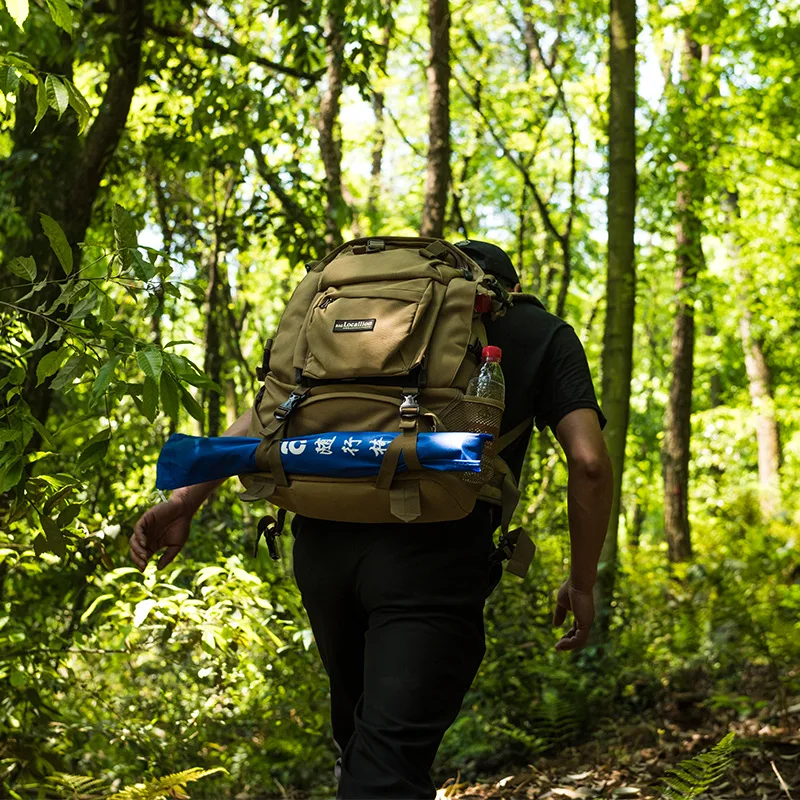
[332, 318, 376, 333]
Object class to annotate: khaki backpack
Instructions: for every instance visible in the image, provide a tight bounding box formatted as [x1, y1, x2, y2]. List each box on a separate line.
[238, 237, 535, 577]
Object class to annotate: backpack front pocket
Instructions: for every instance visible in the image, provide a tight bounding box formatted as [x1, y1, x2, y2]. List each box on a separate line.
[295, 279, 444, 380]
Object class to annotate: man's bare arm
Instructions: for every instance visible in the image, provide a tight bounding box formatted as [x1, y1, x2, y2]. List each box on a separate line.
[130, 408, 253, 570]
[555, 408, 614, 592]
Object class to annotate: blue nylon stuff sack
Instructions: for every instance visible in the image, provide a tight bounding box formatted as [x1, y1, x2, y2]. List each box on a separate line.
[156, 431, 492, 491]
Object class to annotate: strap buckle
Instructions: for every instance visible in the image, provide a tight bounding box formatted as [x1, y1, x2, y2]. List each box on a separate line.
[254, 509, 287, 560]
[399, 393, 420, 420]
[274, 390, 309, 421]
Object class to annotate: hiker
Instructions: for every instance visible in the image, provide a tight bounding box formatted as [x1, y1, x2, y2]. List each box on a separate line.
[130, 238, 613, 799]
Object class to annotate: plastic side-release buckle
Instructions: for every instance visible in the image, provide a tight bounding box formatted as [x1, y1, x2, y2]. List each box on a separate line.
[254, 510, 287, 559]
[489, 528, 536, 579]
[274, 390, 309, 421]
[399, 393, 420, 419]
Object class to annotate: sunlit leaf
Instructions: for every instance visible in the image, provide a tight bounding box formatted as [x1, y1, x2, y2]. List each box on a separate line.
[44, 0, 72, 32]
[45, 74, 69, 118]
[50, 354, 87, 392]
[36, 346, 69, 386]
[5, 0, 29, 30]
[39, 214, 73, 275]
[136, 348, 163, 384]
[34, 77, 48, 129]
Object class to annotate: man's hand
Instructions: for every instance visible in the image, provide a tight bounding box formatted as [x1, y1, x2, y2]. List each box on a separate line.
[130, 496, 195, 571]
[552, 580, 595, 652]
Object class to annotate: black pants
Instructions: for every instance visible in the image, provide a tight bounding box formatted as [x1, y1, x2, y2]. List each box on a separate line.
[292, 504, 502, 799]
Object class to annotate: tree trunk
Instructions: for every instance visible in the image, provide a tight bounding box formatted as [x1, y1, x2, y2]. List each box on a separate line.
[317, 0, 346, 250]
[706, 323, 722, 407]
[723, 193, 782, 518]
[367, 11, 392, 233]
[420, 0, 450, 238]
[663, 31, 706, 564]
[203, 241, 223, 438]
[739, 305, 781, 516]
[595, 0, 636, 632]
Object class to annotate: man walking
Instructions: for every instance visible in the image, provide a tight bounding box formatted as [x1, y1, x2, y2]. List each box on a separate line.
[130, 240, 613, 799]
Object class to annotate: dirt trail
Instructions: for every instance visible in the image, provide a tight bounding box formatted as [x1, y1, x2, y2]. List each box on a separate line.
[437, 703, 800, 799]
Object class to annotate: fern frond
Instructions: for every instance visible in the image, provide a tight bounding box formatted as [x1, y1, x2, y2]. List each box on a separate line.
[34, 772, 108, 799]
[108, 767, 226, 800]
[660, 733, 737, 800]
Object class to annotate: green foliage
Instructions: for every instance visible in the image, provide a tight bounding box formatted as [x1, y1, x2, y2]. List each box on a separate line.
[22, 767, 225, 800]
[0, 0, 798, 796]
[659, 733, 737, 800]
[107, 768, 226, 800]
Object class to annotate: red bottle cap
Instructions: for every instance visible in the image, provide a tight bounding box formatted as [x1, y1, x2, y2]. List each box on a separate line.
[482, 345, 502, 362]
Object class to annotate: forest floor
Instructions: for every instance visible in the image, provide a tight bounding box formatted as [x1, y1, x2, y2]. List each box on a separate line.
[435, 692, 800, 800]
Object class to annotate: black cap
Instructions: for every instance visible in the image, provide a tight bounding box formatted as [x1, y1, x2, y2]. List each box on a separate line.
[454, 240, 519, 288]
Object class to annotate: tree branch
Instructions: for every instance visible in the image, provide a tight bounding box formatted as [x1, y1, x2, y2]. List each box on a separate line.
[148, 22, 323, 82]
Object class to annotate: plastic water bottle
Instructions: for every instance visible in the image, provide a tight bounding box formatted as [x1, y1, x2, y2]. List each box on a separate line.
[466, 346, 505, 403]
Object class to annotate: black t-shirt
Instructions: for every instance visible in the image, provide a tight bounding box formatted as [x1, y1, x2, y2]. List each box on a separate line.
[484, 299, 607, 484]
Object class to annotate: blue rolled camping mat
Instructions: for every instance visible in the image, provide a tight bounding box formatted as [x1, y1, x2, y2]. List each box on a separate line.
[156, 431, 492, 491]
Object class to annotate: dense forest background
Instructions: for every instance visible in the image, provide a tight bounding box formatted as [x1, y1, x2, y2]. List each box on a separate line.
[0, 0, 798, 797]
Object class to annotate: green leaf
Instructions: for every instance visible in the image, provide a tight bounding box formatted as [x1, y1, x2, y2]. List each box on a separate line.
[57, 504, 81, 527]
[131, 249, 155, 281]
[8, 366, 25, 385]
[65, 78, 90, 133]
[0, 428, 21, 443]
[0, 459, 23, 493]
[36, 346, 69, 386]
[136, 348, 163, 383]
[50, 353, 86, 392]
[43, 483, 75, 514]
[44, 0, 72, 32]
[7, 256, 36, 282]
[44, 74, 69, 118]
[41, 517, 66, 558]
[5, 0, 29, 29]
[0, 65, 20, 95]
[39, 214, 73, 275]
[34, 77, 48, 129]
[142, 376, 158, 422]
[41, 279, 76, 314]
[33, 533, 46, 557]
[98, 292, 115, 321]
[27, 414, 55, 449]
[67, 288, 97, 320]
[160, 373, 180, 421]
[78, 438, 110, 471]
[112, 204, 137, 272]
[80, 593, 114, 623]
[90, 355, 121, 406]
[180, 385, 204, 423]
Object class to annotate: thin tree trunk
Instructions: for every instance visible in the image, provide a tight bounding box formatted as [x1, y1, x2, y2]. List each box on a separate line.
[663, 31, 706, 564]
[516, 183, 528, 286]
[723, 194, 782, 517]
[596, 0, 636, 631]
[739, 305, 781, 516]
[706, 324, 722, 407]
[318, 0, 346, 250]
[203, 242, 223, 438]
[420, 0, 451, 238]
